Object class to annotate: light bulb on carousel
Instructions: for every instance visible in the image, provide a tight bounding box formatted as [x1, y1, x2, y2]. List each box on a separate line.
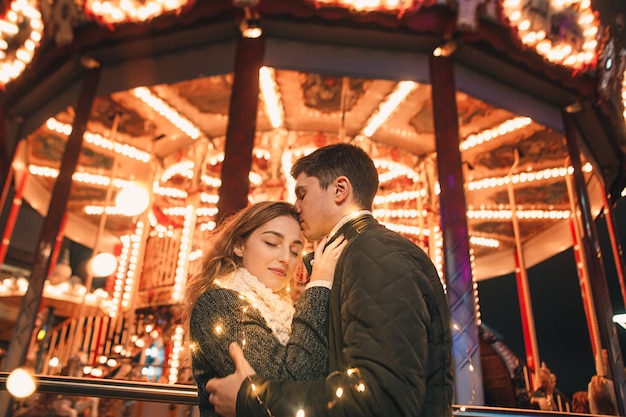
[89, 252, 118, 277]
[115, 182, 151, 217]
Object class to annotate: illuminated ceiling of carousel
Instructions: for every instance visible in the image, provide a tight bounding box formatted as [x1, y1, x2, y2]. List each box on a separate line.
[20, 67, 598, 281]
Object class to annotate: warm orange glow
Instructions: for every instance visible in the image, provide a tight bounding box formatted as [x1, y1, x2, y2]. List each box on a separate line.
[312, 0, 413, 12]
[86, 0, 190, 24]
[501, 0, 599, 70]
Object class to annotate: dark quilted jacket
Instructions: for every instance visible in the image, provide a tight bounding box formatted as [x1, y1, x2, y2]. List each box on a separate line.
[190, 285, 330, 417]
[237, 215, 454, 417]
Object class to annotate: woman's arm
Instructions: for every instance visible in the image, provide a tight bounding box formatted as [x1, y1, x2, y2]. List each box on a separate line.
[190, 286, 329, 381]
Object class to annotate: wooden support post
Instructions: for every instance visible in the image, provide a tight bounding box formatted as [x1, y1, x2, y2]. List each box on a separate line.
[216, 36, 265, 223]
[563, 110, 626, 416]
[429, 54, 484, 405]
[0, 66, 101, 417]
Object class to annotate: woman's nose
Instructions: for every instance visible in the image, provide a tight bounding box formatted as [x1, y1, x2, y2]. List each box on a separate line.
[277, 248, 290, 263]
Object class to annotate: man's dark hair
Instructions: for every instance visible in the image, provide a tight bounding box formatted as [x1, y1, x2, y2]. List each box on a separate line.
[291, 143, 379, 210]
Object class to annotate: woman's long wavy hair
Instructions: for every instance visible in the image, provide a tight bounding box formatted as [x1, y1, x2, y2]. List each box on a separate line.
[182, 201, 300, 335]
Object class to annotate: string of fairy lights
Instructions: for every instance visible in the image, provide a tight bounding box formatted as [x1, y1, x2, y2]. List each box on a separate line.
[185, 280, 370, 417]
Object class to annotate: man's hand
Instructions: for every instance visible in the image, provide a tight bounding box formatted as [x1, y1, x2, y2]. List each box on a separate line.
[206, 342, 256, 417]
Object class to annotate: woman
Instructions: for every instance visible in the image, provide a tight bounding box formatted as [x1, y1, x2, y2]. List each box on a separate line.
[183, 201, 345, 417]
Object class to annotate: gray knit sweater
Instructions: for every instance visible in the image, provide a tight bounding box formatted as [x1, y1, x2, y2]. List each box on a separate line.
[189, 285, 330, 417]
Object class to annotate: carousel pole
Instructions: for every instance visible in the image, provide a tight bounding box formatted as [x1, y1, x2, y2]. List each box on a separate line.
[67, 112, 120, 360]
[0, 139, 26, 266]
[506, 149, 541, 391]
[47, 213, 68, 278]
[562, 111, 626, 416]
[216, 33, 265, 221]
[0, 63, 101, 417]
[0, 139, 24, 232]
[0, 104, 23, 214]
[564, 160, 601, 359]
[0, 169, 28, 266]
[599, 189, 626, 309]
[429, 53, 484, 405]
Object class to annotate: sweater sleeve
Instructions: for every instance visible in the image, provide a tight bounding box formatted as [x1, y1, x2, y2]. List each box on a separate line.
[190, 286, 330, 415]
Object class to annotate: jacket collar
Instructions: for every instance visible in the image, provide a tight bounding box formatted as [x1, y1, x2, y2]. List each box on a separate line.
[327, 211, 376, 244]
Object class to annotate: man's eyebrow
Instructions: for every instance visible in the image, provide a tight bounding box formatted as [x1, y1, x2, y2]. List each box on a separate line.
[262, 230, 303, 246]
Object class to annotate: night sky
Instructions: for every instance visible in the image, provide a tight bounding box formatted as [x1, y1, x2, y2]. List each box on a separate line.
[478, 199, 626, 398]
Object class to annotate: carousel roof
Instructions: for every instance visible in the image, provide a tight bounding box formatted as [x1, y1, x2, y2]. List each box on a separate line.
[0, 0, 625, 281]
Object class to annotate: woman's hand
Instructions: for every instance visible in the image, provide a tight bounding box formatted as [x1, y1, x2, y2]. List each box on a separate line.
[308, 235, 347, 284]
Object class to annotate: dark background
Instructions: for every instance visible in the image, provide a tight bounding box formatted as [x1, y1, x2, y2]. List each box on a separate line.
[479, 198, 626, 398]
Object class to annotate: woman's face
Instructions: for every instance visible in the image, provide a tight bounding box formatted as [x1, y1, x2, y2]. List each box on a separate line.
[235, 215, 304, 292]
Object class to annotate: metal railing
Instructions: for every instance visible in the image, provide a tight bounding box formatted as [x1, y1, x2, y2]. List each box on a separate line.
[0, 373, 597, 417]
[0, 372, 197, 405]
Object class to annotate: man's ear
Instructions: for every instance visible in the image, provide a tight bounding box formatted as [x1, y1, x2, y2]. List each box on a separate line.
[333, 176, 351, 203]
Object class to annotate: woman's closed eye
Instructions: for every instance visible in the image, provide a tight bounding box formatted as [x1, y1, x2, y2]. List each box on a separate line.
[265, 240, 300, 257]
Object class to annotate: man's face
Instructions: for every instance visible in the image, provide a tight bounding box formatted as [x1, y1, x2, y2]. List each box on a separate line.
[293, 173, 336, 241]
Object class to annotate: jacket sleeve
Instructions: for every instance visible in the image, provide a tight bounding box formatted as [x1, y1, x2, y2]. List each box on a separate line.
[235, 237, 441, 417]
[190, 285, 330, 408]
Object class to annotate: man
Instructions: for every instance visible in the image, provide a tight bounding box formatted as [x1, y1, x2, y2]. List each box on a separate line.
[206, 143, 454, 417]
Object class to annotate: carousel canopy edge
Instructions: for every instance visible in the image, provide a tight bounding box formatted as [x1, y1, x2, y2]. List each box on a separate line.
[0, 0, 622, 131]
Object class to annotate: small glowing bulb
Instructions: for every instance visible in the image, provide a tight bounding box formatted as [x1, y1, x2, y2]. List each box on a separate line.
[250, 383, 257, 392]
[6, 368, 36, 399]
[89, 252, 118, 277]
[296, 410, 305, 417]
[335, 387, 344, 398]
[214, 325, 223, 335]
[356, 383, 366, 392]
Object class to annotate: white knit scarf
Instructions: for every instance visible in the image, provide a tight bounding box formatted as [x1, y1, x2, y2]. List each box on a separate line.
[215, 268, 295, 345]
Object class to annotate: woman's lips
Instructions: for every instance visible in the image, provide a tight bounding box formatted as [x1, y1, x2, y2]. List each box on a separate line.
[269, 268, 286, 277]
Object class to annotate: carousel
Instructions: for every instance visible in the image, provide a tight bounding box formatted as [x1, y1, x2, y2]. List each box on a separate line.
[0, 0, 624, 415]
